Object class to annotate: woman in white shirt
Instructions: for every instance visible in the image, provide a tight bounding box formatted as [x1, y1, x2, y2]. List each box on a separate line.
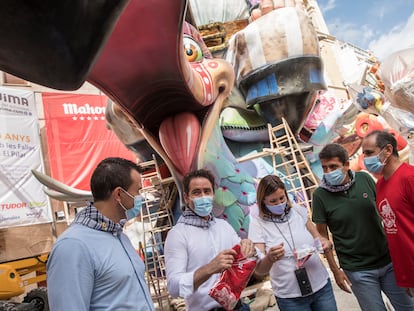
[248, 174, 337, 311]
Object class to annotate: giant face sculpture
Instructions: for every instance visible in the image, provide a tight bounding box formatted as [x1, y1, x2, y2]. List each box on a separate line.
[87, 1, 235, 181]
[0, 0, 327, 236]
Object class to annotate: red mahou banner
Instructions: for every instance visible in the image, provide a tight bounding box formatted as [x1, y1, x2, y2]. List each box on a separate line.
[42, 93, 136, 191]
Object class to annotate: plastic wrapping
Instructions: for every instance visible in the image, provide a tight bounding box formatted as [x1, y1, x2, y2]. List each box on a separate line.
[209, 244, 257, 310]
[295, 237, 324, 268]
[378, 47, 414, 115]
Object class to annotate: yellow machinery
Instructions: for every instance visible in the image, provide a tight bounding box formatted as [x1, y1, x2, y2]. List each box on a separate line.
[0, 254, 49, 311]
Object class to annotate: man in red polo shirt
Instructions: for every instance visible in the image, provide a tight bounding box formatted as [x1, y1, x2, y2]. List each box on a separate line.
[362, 130, 414, 297]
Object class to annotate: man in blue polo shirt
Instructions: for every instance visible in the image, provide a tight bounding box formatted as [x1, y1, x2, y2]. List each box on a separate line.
[47, 157, 155, 311]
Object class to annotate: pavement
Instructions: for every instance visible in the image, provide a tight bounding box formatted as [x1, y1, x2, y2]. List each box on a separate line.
[255, 257, 398, 311]
[241, 260, 362, 310]
[327, 265, 361, 311]
[247, 278, 361, 311]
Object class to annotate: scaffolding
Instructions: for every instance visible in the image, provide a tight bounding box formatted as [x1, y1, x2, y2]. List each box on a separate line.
[265, 118, 319, 213]
[237, 118, 319, 213]
[137, 155, 177, 311]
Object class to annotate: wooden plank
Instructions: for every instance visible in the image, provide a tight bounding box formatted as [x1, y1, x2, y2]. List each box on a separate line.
[0, 223, 56, 263]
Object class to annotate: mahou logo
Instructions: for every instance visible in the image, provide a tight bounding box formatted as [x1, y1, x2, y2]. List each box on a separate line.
[62, 103, 106, 121]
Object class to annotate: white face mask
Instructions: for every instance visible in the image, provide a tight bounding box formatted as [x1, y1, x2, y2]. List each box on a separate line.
[266, 201, 287, 215]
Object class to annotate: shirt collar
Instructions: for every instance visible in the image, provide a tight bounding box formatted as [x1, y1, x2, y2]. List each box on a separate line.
[73, 202, 124, 234]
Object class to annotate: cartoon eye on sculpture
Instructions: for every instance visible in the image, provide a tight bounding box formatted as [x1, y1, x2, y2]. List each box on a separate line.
[0, 0, 328, 235]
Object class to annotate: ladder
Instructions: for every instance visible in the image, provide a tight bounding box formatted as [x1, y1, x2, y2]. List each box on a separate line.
[137, 155, 177, 311]
[265, 118, 319, 213]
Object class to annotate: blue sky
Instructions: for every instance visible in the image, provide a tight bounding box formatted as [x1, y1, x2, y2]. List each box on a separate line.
[318, 0, 414, 60]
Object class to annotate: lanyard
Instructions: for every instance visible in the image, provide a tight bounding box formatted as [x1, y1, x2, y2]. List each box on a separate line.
[273, 219, 296, 254]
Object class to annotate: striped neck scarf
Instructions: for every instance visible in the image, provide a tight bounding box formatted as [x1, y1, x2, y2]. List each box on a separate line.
[177, 208, 214, 228]
[320, 170, 355, 193]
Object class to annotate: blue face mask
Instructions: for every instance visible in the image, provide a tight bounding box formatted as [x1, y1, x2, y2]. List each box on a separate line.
[192, 196, 213, 217]
[364, 150, 385, 174]
[266, 201, 287, 215]
[121, 189, 143, 220]
[324, 168, 346, 186]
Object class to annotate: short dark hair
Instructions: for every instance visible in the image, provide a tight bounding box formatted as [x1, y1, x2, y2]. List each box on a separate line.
[256, 175, 291, 216]
[90, 157, 141, 201]
[319, 143, 349, 165]
[182, 169, 215, 195]
[365, 130, 399, 156]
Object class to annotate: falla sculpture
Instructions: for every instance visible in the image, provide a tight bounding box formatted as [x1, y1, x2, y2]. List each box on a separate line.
[0, 0, 326, 236]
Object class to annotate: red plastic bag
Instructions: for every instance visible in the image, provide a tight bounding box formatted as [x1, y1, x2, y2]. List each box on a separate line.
[209, 244, 257, 310]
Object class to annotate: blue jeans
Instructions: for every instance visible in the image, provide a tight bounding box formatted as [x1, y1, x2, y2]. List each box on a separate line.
[344, 262, 414, 311]
[276, 280, 337, 311]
